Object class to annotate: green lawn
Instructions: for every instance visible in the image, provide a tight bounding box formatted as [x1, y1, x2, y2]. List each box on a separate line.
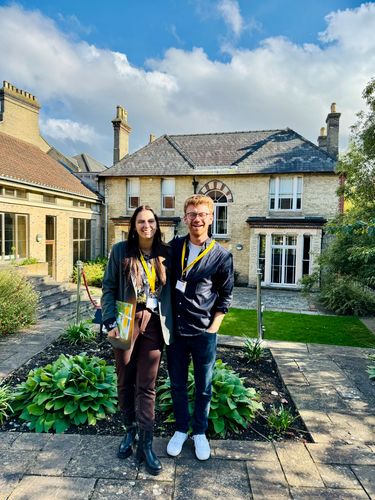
[219, 308, 375, 347]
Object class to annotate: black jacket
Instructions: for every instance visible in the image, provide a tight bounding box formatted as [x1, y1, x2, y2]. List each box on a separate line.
[101, 241, 173, 345]
[171, 236, 233, 336]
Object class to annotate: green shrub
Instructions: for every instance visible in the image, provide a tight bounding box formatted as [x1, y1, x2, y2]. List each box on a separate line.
[157, 359, 263, 437]
[19, 257, 39, 266]
[266, 404, 297, 436]
[11, 353, 117, 433]
[367, 354, 375, 380]
[320, 275, 375, 316]
[0, 385, 13, 424]
[0, 269, 39, 335]
[64, 321, 96, 344]
[72, 257, 108, 287]
[244, 338, 264, 363]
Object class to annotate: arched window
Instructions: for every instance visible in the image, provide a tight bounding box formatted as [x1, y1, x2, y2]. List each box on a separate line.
[199, 180, 233, 237]
[208, 189, 228, 236]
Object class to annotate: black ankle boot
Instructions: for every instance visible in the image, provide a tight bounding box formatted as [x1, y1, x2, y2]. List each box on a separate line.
[136, 429, 162, 476]
[118, 423, 137, 459]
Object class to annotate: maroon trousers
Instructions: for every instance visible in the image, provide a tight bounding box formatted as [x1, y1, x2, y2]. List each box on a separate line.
[114, 308, 164, 431]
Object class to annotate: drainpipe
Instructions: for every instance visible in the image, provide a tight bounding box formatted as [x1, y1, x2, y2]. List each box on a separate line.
[192, 176, 199, 194]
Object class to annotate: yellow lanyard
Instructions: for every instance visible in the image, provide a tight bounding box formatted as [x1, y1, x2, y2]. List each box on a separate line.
[139, 253, 156, 294]
[181, 239, 216, 278]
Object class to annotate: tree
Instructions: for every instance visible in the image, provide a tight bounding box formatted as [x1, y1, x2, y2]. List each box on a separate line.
[337, 78, 375, 215]
[305, 79, 375, 315]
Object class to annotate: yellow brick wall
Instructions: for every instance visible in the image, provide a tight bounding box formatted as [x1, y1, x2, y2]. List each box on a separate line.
[0, 187, 102, 282]
[105, 172, 338, 285]
[0, 93, 50, 152]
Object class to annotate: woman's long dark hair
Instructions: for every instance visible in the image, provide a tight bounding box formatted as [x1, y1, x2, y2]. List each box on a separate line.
[124, 205, 167, 288]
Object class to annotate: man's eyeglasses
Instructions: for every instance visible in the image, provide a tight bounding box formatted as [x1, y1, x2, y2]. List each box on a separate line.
[185, 212, 210, 220]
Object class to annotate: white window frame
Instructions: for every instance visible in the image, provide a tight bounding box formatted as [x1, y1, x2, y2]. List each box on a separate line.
[207, 190, 229, 237]
[127, 178, 140, 210]
[270, 234, 297, 285]
[269, 176, 303, 211]
[161, 178, 175, 210]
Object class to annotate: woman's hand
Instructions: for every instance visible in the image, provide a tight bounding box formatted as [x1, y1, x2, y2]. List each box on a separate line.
[107, 326, 120, 339]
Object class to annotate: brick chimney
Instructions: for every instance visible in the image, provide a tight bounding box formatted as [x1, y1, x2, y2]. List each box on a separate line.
[317, 126, 327, 150]
[325, 102, 341, 159]
[112, 105, 132, 164]
[0, 81, 49, 151]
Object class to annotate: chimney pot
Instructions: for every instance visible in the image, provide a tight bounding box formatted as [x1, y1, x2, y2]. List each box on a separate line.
[331, 102, 336, 113]
[320, 127, 326, 137]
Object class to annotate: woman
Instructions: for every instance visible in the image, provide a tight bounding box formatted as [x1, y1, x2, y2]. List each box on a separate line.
[101, 205, 173, 476]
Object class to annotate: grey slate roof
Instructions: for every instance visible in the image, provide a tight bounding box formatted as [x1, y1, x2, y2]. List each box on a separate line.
[72, 153, 107, 172]
[100, 128, 336, 177]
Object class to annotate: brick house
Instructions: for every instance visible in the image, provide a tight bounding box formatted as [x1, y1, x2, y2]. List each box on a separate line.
[0, 81, 104, 281]
[101, 104, 341, 289]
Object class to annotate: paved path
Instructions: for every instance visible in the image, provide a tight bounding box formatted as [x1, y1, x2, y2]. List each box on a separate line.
[231, 287, 320, 314]
[1, 289, 375, 498]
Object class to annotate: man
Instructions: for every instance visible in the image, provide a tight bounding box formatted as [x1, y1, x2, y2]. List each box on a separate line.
[166, 194, 234, 460]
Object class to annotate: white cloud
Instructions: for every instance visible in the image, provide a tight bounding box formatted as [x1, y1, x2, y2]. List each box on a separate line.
[40, 118, 99, 144]
[0, 3, 374, 166]
[217, 0, 244, 37]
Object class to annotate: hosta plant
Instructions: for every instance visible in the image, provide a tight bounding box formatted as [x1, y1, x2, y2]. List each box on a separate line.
[11, 353, 117, 433]
[367, 354, 375, 380]
[64, 321, 96, 345]
[157, 359, 263, 437]
[0, 385, 13, 424]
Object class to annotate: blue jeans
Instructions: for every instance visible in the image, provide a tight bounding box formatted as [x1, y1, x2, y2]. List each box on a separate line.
[166, 332, 217, 435]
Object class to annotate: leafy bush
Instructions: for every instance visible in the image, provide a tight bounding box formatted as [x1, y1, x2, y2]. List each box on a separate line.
[266, 404, 297, 436]
[244, 338, 264, 363]
[157, 359, 263, 437]
[0, 385, 13, 424]
[72, 257, 108, 287]
[367, 354, 375, 380]
[319, 275, 375, 316]
[19, 257, 39, 266]
[64, 321, 96, 344]
[0, 269, 39, 335]
[11, 353, 117, 433]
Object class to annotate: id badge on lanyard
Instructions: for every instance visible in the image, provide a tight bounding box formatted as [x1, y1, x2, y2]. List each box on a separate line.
[146, 296, 158, 310]
[176, 239, 215, 294]
[176, 280, 187, 293]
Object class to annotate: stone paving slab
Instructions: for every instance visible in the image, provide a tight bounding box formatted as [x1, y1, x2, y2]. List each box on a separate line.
[315, 464, 363, 489]
[0, 472, 23, 500]
[247, 460, 290, 498]
[11, 432, 51, 451]
[212, 440, 279, 463]
[7, 476, 96, 500]
[0, 432, 20, 449]
[276, 443, 324, 488]
[290, 486, 368, 498]
[174, 458, 250, 499]
[307, 443, 375, 465]
[0, 449, 39, 474]
[64, 435, 138, 480]
[351, 465, 375, 498]
[92, 479, 174, 499]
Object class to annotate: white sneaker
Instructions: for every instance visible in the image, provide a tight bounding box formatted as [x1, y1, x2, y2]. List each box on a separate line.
[167, 431, 188, 457]
[192, 434, 210, 460]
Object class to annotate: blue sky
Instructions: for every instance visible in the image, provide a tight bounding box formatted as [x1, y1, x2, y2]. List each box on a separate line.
[0, 1, 374, 165]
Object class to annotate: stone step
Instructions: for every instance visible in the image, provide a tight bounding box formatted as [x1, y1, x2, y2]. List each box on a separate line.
[38, 291, 78, 316]
[45, 299, 96, 322]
